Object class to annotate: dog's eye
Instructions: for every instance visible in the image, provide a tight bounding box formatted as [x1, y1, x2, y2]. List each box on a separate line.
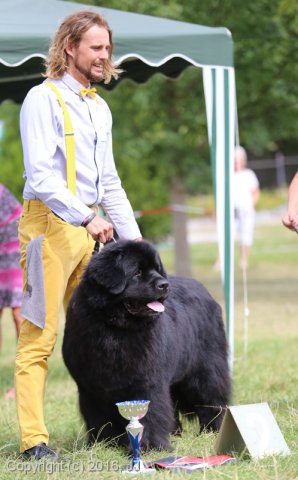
[134, 270, 142, 278]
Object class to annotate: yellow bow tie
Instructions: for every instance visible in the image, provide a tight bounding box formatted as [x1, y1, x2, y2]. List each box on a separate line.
[80, 87, 97, 99]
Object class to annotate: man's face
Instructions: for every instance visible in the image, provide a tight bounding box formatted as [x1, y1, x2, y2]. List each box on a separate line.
[66, 25, 110, 85]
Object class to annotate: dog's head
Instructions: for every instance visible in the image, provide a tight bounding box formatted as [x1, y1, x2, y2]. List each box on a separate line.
[84, 240, 169, 318]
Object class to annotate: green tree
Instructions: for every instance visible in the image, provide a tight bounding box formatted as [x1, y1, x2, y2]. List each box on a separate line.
[183, 0, 298, 155]
[0, 101, 23, 200]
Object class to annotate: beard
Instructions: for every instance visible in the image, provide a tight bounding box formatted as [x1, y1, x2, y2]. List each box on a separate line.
[73, 59, 104, 84]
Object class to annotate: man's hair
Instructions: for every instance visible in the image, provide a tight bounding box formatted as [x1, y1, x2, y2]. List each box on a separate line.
[44, 10, 122, 83]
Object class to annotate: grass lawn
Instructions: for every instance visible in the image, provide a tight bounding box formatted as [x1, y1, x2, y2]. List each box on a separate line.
[0, 220, 297, 479]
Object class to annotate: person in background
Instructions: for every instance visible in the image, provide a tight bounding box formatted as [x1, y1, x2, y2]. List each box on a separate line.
[0, 184, 23, 346]
[16, 10, 142, 461]
[0, 184, 23, 399]
[282, 171, 298, 232]
[234, 145, 260, 269]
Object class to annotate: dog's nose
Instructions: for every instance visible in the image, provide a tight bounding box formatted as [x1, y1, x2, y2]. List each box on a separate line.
[156, 279, 169, 293]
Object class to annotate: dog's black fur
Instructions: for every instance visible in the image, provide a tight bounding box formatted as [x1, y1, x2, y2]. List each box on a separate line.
[62, 240, 231, 451]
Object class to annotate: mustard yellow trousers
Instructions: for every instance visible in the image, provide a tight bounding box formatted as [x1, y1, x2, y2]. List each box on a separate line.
[15, 200, 95, 452]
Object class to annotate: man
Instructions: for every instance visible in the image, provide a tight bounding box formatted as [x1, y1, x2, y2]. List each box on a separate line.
[282, 171, 298, 233]
[16, 10, 142, 461]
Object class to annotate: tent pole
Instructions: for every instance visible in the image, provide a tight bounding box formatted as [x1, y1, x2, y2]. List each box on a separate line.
[203, 66, 235, 373]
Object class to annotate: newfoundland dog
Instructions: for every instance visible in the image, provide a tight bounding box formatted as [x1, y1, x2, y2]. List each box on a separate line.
[62, 240, 231, 451]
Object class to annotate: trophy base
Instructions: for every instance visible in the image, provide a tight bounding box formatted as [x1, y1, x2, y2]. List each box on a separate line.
[122, 460, 156, 475]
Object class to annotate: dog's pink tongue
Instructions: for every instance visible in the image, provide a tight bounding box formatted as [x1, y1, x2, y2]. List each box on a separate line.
[146, 301, 165, 312]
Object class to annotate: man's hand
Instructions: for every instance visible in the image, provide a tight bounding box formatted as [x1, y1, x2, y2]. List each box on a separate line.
[85, 215, 113, 243]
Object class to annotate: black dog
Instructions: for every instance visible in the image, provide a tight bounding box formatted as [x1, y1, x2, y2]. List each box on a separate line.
[62, 240, 231, 451]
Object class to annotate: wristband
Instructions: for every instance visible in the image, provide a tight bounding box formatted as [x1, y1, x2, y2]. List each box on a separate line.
[81, 212, 97, 227]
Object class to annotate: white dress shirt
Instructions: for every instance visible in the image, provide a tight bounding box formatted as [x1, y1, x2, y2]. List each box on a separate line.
[20, 73, 141, 239]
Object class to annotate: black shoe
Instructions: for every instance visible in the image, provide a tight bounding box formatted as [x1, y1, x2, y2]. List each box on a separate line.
[23, 442, 59, 461]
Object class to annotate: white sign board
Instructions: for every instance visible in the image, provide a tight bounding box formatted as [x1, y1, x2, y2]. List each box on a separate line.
[215, 403, 290, 459]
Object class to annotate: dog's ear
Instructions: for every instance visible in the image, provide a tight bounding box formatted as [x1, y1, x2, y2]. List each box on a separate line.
[86, 248, 126, 295]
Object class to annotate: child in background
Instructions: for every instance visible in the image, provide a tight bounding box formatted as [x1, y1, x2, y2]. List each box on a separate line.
[234, 146, 260, 269]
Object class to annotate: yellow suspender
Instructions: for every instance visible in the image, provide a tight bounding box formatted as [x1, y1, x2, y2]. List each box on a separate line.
[46, 81, 76, 195]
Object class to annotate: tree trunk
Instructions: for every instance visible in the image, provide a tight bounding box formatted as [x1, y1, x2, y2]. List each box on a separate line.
[170, 176, 191, 276]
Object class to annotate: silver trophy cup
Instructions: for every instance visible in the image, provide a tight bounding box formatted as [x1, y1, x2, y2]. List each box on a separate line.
[116, 400, 155, 474]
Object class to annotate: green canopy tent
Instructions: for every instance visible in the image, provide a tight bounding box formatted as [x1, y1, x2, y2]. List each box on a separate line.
[0, 0, 236, 368]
